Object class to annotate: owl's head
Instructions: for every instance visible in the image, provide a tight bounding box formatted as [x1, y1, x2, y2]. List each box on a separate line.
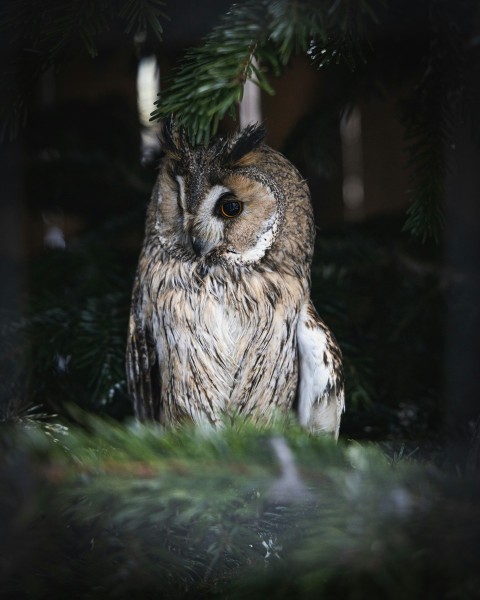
[150, 119, 315, 275]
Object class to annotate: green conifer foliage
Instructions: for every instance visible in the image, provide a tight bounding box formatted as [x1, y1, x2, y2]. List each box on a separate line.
[0, 0, 167, 140]
[1, 418, 479, 599]
[3, 1, 479, 239]
[153, 0, 480, 241]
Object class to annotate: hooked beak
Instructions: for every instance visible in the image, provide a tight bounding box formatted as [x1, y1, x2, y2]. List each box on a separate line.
[190, 236, 212, 278]
[191, 236, 205, 257]
[190, 234, 217, 258]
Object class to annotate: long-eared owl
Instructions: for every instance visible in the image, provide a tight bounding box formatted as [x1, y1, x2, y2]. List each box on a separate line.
[126, 121, 344, 437]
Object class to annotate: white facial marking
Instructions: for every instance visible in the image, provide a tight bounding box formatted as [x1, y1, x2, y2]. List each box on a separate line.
[198, 185, 231, 218]
[176, 175, 186, 209]
[239, 214, 277, 264]
[189, 185, 232, 256]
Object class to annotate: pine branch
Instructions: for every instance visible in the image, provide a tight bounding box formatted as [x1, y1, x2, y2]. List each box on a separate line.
[120, 0, 168, 43]
[308, 0, 382, 70]
[0, 224, 136, 417]
[72, 294, 129, 405]
[152, 1, 274, 143]
[0, 0, 168, 140]
[40, 0, 112, 59]
[401, 0, 471, 242]
[0, 0, 168, 58]
[1, 418, 479, 598]
[154, 0, 384, 142]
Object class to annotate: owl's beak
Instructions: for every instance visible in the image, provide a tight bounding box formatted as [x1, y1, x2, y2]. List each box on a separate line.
[189, 224, 219, 258]
[191, 235, 208, 257]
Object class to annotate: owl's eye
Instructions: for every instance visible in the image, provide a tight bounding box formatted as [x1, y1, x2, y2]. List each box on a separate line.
[217, 196, 243, 219]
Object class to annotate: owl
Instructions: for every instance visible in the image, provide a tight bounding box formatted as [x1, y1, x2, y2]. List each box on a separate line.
[126, 120, 344, 437]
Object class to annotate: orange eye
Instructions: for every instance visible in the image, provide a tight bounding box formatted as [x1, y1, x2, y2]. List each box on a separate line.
[217, 198, 243, 218]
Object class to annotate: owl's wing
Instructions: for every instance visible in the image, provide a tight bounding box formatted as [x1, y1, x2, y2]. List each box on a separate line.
[126, 276, 161, 421]
[296, 302, 345, 439]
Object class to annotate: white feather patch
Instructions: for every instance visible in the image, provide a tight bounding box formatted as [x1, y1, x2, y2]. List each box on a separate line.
[192, 185, 231, 254]
[176, 175, 186, 208]
[297, 303, 341, 437]
[201, 185, 231, 213]
[240, 214, 277, 264]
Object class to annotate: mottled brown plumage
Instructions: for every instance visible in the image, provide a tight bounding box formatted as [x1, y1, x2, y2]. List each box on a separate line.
[127, 122, 344, 436]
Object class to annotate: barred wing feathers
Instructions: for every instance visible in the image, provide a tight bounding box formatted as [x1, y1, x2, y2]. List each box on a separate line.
[126, 275, 161, 421]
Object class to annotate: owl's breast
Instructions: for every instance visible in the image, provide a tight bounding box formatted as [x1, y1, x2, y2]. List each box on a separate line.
[145, 259, 305, 425]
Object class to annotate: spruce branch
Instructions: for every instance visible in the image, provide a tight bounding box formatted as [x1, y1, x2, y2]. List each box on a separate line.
[120, 0, 168, 43]
[1, 418, 479, 598]
[39, 0, 112, 59]
[0, 0, 168, 59]
[152, 0, 272, 143]
[0, 228, 135, 417]
[401, 0, 471, 242]
[0, 0, 168, 141]
[154, 0, 382, 142]
[308, 0, 383, 70]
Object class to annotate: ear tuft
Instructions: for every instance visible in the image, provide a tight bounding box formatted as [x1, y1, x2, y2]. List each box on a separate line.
[160, 115, 190, 159]
[225, 123, 266, 165]
[161, 115, 177, 155]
